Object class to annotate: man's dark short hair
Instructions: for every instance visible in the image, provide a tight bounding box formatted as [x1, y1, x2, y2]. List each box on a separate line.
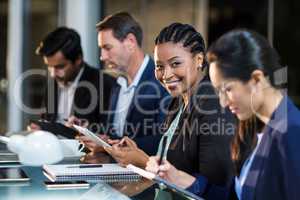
[96, 12, 143, 47]
[35, 27, 83, 63]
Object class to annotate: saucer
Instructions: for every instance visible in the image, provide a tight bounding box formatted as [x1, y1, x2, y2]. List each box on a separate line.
[64, 151, 86, 159]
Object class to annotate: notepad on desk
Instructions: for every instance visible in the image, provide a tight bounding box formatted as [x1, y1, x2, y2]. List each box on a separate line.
[43, 163, 141, 183]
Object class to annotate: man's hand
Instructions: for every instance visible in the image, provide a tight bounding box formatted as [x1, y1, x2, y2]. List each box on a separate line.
[76, 134, 110, 153]
[65, 115, 89, 128]
[145, 156, 196, 189]
[27, 122, 41, 131]
[104, 137, 149, 168]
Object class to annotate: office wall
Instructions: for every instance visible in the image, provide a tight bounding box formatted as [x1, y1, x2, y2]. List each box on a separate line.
[0, 0, 298, 133]
[0, 0, 8, 133]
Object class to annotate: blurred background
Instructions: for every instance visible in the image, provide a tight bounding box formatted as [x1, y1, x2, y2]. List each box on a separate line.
[0, 0, 299, 133]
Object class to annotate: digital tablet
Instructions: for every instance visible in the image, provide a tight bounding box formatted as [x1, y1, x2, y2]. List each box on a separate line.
[73, 125, 112, 148]
[30, 120, 78, 139]
[127, 164, 204, 200]
[0, 167, 30, 182]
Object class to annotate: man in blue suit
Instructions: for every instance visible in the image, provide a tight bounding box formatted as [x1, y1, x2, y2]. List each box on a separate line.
[78, 12, 169, 156]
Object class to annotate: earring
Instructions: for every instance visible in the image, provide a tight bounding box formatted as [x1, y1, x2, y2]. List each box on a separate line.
[197, 65, 202, 70]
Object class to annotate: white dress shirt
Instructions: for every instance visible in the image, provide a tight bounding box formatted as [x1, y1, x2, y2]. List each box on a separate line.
[57, 67, 84, 122]
[112, 55, 150, 137]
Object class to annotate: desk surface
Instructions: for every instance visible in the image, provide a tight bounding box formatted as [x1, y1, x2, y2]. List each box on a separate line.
[0, 152, 156, 200]
[0, 151, 196, 200]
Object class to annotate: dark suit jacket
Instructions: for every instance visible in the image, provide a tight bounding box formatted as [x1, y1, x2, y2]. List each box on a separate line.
[106, 57, 170, 155]
[164, 75, 235, 190]
[230, 95, 300, 200]
[42, 63, 115, 126]
[185, 95, 300, 200]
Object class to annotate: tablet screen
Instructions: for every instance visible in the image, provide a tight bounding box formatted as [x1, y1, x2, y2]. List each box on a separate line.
[73, 125, 111, 148]
[30, 120, 78, 139]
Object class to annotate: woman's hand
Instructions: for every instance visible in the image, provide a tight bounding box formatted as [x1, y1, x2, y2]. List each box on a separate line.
[146, 156, 196, 189]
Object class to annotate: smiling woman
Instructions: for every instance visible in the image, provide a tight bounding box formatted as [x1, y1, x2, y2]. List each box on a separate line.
[145, 23, 236, 200]
[154, 42, 204, 106]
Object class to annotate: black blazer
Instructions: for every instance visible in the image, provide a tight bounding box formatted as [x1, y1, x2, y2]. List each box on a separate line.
[106, 58, 170, 155]
[42, 63, 115, 126]
[165, 75, 235, 187]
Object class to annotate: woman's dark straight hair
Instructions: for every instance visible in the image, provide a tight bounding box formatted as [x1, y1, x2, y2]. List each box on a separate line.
[207, 29, 283, 175]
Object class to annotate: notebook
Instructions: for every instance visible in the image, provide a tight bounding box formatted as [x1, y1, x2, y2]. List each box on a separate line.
[43, 163, 141, 183]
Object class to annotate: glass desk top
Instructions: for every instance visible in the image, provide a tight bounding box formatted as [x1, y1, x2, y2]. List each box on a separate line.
[0, 151, 156, 200]
[0, 151, 199, 200]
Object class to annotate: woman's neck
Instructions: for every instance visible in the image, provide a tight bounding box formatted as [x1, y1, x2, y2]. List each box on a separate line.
[182, 73, 204, 108]
[256, 88, 283, 124]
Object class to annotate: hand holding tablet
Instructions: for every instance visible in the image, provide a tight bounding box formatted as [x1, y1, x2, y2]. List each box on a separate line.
[73, 125, 112, 148]
[29, 120, 78, 139]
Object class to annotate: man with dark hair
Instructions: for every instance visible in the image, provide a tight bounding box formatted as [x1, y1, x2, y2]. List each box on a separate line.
[78, 12, 169, 156]
[30, 27, 115, 133]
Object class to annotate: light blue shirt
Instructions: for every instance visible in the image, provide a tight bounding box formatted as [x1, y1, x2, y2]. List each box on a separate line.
[235, 133, 263, 200]
[112, 55, 150, 137]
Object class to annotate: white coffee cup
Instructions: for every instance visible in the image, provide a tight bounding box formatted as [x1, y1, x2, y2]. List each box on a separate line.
[60, 139, 85, 157]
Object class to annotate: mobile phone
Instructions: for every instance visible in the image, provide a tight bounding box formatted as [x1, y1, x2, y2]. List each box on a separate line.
[0, 153, 19, 164]
[44, 180, 90, 189]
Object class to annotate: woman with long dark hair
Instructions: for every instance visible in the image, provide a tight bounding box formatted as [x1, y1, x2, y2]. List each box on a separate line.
[208, 29, 300, 200]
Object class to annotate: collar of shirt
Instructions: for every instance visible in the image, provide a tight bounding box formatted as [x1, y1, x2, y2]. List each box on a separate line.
[235, 132, 264, 199]
[116, 54, 150, 92]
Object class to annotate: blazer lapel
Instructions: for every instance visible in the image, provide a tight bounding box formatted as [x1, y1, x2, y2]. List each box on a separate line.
[108, 84, 121, 124]
[172, 76, 211, 150]
[241, 96, 288, 200]
[125, 59, 152, 122]
[241, 130, 271, 200]
[44, 77, 58, 122]
[71, 66, 88, 117]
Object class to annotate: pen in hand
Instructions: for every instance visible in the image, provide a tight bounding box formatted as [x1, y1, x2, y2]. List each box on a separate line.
[157, 136, 167, 174]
